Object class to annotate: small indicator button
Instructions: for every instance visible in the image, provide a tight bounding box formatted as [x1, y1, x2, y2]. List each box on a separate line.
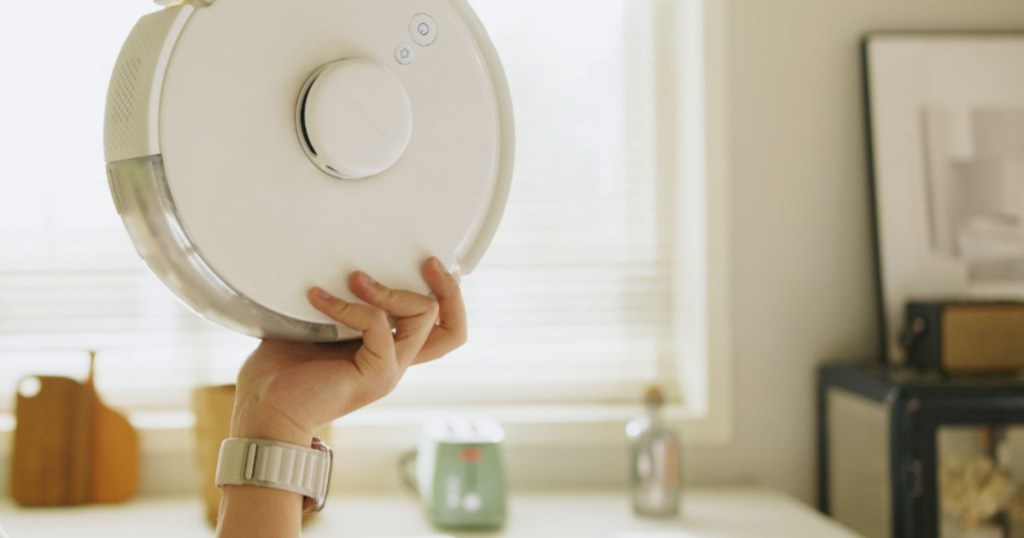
[395, 43, 415, 65]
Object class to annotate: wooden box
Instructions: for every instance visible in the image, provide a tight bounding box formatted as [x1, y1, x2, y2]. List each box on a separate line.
[903, 302, 1024, 374]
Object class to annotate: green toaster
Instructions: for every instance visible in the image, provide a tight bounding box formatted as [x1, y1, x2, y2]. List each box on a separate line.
[415, 417, 507, 529]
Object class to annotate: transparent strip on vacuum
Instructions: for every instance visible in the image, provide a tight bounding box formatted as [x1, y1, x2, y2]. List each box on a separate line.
[107, 155, 341, 342]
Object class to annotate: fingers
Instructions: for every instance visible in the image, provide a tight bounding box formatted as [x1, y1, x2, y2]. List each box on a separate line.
[307, 287, 396, 374]
[415, 257, 468, 364]
[348, 271, 438, 366]
[309, 257, 467, 370]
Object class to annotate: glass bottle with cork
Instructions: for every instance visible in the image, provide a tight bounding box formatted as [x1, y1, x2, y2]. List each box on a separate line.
[626, 385, 682, 517]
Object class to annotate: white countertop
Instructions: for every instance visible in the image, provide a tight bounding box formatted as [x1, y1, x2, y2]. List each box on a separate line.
[0, 488, 861, 538]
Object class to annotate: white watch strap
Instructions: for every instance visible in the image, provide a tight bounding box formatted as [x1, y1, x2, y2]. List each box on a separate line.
[215, 438, 331, 500]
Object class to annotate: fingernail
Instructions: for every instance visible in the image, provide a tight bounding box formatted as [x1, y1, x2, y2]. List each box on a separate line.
[430, 257, 449, 274]
[354, 271, 379, 288]
[310, 286, 333, 302]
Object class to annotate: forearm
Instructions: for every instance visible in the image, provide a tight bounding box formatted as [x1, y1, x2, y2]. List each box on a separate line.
[216, 485, 304, 538]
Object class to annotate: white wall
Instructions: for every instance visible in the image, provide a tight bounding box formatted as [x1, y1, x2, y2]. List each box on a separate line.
[685, 0, 1024, 504]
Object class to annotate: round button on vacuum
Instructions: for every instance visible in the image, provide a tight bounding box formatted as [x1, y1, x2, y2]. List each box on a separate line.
[409, 13, 438, 46]
[296, 59, 413, 180]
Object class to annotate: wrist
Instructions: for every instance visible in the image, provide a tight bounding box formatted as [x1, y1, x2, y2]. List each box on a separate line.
[230, 396, 314, 447]
[216, 436, 333, 514]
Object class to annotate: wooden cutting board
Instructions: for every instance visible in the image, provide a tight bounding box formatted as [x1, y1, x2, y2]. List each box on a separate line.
[11, 353, 139, 506]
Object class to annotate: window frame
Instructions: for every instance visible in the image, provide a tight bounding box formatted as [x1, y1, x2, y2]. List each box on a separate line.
[0, 0, 732, 495]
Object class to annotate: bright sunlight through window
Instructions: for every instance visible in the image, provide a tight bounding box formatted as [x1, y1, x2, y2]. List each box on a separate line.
[0, 0, 702, 414]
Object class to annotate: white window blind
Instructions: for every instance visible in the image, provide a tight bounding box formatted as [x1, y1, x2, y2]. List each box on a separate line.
[0, 0, 687, 412]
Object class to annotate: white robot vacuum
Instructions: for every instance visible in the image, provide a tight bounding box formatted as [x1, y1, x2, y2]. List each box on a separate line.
[104, 0, 514, 341]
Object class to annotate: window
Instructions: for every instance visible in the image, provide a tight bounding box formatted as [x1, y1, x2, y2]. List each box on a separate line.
[0, 0, 725, 429]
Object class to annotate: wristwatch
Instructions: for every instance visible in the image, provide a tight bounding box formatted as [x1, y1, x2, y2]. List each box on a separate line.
[215, 437, 333, 513]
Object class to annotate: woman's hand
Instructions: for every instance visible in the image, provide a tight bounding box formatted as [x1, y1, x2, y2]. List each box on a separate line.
[229, 257, 467, 447]
[217, 257, 466, 538]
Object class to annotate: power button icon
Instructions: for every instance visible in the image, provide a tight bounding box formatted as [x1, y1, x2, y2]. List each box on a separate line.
[409, 13, 438, 46]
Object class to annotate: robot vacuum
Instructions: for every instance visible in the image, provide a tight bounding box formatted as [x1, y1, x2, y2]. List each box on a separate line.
[104, 0, 514, 341]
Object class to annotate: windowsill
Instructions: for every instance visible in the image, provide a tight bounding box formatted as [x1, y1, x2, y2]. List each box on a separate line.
[1, 400, 729, 453]
[0, 402, 731, 496]
[330, 402, 730, 449]
[0, 488, 862, 538]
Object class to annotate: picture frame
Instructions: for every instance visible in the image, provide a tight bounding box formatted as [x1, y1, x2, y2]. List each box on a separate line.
[864, 32, 1024, 363]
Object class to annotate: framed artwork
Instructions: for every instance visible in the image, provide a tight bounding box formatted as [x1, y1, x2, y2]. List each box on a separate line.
[865, 33, 1024, 363]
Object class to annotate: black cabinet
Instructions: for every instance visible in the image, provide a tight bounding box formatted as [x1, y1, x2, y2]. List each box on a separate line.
[819, 362, 1024, 538]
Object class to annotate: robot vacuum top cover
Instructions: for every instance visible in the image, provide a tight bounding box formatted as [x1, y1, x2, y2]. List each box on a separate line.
[104, 0, 514, 341]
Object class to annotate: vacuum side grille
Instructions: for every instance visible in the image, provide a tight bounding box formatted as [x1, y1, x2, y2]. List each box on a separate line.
[104, 6, 194, 162]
